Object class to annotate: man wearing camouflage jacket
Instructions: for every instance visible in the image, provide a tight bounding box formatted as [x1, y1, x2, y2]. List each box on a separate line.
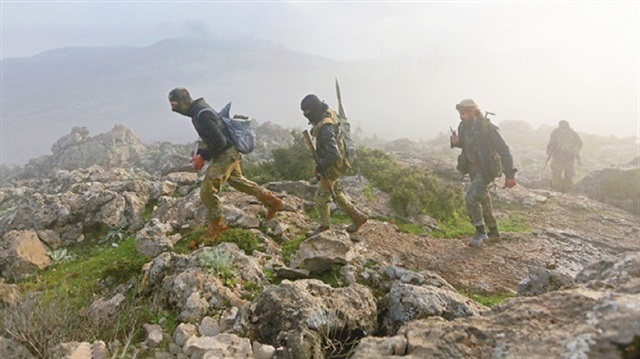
[450, 99, 517, 247]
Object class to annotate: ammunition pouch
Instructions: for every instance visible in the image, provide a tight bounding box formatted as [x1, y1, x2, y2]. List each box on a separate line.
[456, 153, 469, 175]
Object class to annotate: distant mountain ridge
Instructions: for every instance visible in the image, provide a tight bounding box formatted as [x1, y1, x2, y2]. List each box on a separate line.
[1, 36, 637, 165]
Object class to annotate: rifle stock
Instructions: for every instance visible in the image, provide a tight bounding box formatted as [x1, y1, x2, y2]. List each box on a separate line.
[302, 130, 338, 202]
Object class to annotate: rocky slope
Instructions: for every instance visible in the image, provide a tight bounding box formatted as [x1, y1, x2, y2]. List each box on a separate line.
[1, 125, 638, 358]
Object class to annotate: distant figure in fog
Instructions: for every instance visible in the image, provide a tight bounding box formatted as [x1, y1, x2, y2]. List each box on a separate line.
[546, 120, 583, 193]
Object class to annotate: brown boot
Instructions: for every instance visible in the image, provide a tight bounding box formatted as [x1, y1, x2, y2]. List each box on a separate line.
[346, 208, 368, 233]
[262, 192, 284, 220]
[204, 217, 229, 238]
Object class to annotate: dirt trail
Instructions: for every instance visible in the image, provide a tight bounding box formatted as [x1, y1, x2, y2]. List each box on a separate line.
[347, 188, 639, 294]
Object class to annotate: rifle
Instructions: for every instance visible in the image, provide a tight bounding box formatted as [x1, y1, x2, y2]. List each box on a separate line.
[449, 126, 457, 149]
[335, 77, 346, 119]
[336, 77, 362, 181]
[484, 111, 496, 118]
[302, 130, 338, 202]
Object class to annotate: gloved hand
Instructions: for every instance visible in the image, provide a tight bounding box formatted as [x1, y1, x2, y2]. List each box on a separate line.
[190, 154, 205, 171]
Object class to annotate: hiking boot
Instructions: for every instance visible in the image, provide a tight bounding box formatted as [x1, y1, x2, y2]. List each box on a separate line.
[487, 228, 501, 240]
[468, 231, 487, 247]
[261, 192, 284, 220]
[346, 208, 368, 233]
[204, 217, 229, 239]
[306, 225, 330, 238]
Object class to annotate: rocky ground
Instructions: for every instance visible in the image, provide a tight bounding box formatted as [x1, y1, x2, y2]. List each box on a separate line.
[1, 124, 638, 358]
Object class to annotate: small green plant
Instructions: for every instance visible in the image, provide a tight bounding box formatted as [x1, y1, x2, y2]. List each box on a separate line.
[310, 264, 345, 288]
[457, 288, 514, 307]
[362, 259, 377, 269]
[205, 228, 261, 255]
[198, 248, 237, 287]
[106, 229, 125, 242]
[282, 236, 306, 266]
[101, 258, 144, 286]
[362, 184, 376, 202]
[262, 268, 283, 285]
[174, 227, 207, 254]
[144, 199, 159, 220]
[499, 213, 532, 234]
[431, 219, 475, 239]
[241, 281, 264, 301]
[306, 208, 352, 225]
[48, 248, 77, 265]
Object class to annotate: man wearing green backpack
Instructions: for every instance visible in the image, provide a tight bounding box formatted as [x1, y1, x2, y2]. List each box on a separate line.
[168, 87, 284, 238]
[301, 94, 368, 237]
[450, 99, 517, 247]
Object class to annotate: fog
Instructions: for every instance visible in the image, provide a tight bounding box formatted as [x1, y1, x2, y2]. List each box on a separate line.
[1, 1, 638, 162]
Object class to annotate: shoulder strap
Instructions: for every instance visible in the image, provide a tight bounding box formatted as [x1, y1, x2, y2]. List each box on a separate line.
[196, 108, 214, 120]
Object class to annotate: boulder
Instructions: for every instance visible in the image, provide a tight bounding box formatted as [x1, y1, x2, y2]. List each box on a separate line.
[0, 230, 50, 281]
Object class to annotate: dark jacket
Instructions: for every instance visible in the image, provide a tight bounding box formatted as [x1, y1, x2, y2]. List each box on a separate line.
[547, 128, 582, 161]
[455, 118, 515, 179]
[311, 109, 343, 172]
[188, 98, 233, 161]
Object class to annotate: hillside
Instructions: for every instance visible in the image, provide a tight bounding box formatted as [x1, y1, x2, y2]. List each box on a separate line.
[0, 124, 638, 358]
[2, 36, 637, 165]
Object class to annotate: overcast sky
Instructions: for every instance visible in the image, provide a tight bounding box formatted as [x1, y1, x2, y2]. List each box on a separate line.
[1, 1, 639, 141]
[2, 1, 637, 60]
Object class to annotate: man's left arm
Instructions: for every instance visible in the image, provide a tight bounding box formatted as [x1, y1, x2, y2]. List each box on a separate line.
[489, 126, 516, 185]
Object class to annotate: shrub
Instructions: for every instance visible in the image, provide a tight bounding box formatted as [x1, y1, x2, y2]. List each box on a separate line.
[198, 248, 236, 286]
[242, 130, 315, 184]
[203, 228, 261, 255]
[356, 147, 465, 222]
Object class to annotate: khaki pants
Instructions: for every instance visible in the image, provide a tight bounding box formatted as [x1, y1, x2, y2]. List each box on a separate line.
[200, 147, 269, 220]
[550, 157, 575, 192]
[315, 177, 356, 227]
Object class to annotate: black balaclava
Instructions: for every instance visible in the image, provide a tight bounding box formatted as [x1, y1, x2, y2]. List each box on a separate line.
[169, 87, 194, 116]
[301, 94, 329, 124]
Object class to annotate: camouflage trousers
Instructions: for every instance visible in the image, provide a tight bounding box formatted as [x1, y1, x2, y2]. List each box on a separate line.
[550, 157, 575, 193]
[465, 172, 497, 229]
[200, 147, 270, 221]
[315, 177, 356, 227]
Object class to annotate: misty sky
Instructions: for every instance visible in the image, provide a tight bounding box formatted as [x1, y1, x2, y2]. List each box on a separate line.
[1, 1, 639, 140]
[2, 1, 637, 60]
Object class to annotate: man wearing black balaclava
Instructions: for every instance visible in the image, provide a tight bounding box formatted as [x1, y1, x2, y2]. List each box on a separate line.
[301, 94, 368, 237]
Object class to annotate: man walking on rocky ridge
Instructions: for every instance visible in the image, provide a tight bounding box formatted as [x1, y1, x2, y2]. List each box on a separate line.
[546, 120, 583, 193]
[300, 94, 368, 237]
[450, 99, 517, 247]
[169, 87, 284, 238]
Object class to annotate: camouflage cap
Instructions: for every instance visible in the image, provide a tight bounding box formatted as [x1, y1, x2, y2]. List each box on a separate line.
[559, 120, 570, 128]
[455, 99, 479, 111]
[168, 87, 192, 103]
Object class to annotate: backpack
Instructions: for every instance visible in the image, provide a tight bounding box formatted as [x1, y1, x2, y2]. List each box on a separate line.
[197, 102, 256, 154]
[336, 114, 357, 165]
[480, 118, 503, 179]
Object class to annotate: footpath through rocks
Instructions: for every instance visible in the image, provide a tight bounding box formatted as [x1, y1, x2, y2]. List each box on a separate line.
[345, 184, 639, 295]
